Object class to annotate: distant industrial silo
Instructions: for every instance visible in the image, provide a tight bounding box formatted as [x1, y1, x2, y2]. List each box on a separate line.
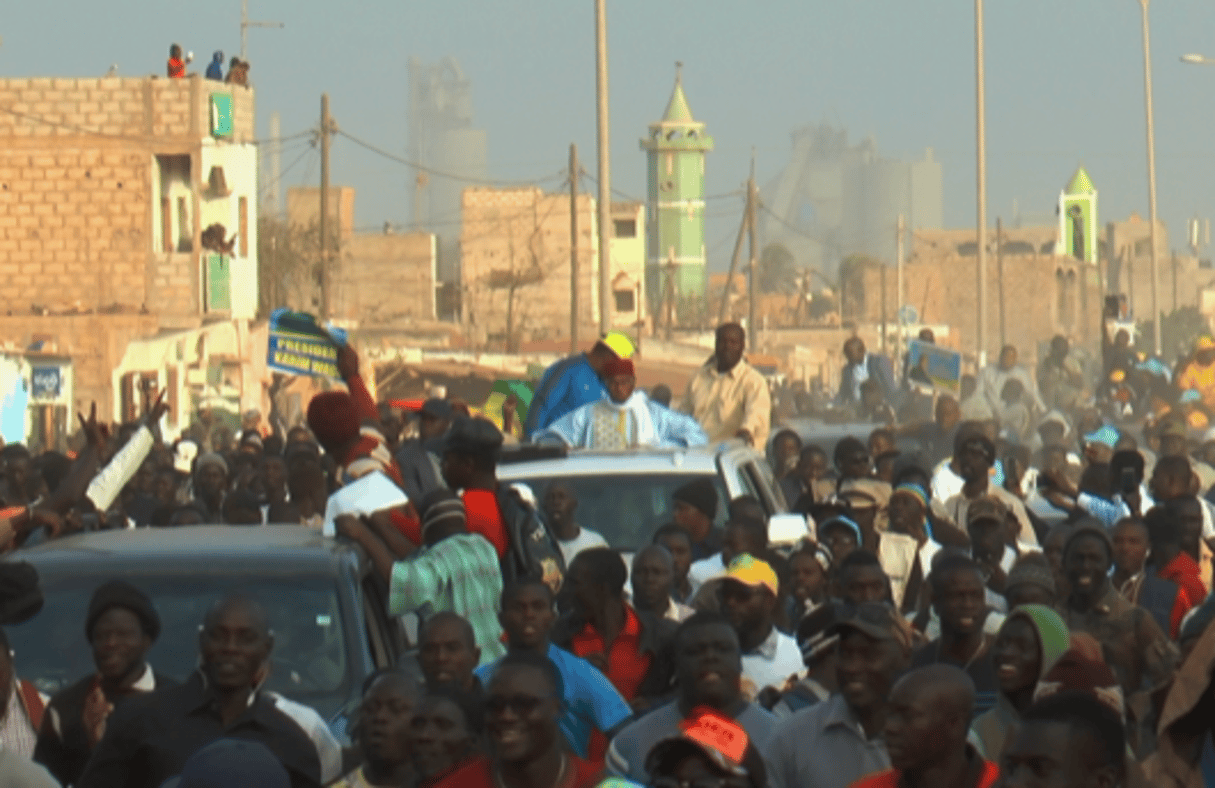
[408, 57, 488, 316]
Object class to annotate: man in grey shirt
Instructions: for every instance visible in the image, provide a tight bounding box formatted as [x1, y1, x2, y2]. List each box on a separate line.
[605, 611, 777, 782]
[763, 601, 912, 788]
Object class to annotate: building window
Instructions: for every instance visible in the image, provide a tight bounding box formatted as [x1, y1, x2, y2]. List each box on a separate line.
[153, 155, 192, 253]
[613, 218, 636, 238]
[614, 289, 635, 313]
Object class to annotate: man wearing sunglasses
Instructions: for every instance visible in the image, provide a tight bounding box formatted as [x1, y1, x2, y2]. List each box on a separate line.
[476, 580, 632, 762]
[434, 650, 600, 788]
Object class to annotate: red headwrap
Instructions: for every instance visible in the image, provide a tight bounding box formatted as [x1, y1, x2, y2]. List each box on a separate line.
[603, 357, 635, 378]
[306, 391, 361, 452]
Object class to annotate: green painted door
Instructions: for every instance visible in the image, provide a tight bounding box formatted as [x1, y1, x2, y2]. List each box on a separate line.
[206, 253, 231, 311]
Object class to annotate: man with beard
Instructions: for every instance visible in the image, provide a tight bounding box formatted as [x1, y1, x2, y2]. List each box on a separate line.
[410, 687, 482, 786]
[605, 611, 777, 783]
[333, 670, 420, 788]
[35, 581, 171, 786]
[764, 601, 912, 788]
[1056, 520, 1175, 699]
[78, 595, 340, 788]
[434, 651, 600, 787]
[852, 664, 999, 788]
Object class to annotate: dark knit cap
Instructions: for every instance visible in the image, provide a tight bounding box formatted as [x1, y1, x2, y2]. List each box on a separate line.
[86, 580, 161, 642]
[1062, 517, 1114, 561]
[443, 417, 504, 456]
[418, 489, 467, 535]
[1007, 558, 1057, 597]
[673, 478, 718, 520]
[306, 391, 361, 453]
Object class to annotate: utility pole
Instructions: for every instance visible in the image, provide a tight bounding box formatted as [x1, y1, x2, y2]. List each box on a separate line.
[569, 144, 580, 354]
[997, 217, 1006, 348]
[594, 0, 613, 335]
[975, 0, 989, 367]
[240, 0, 284, 62]
[747, 152, 758, 350]
[716, 202, 749, 324]
[319, 94, 332, 319]
[895, 214, 905, 366]
[267, 111, 282, 217]
[1139, 0, 1163, 356]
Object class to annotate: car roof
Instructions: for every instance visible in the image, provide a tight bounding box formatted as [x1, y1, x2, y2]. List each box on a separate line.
[4, 525, 361, 576]
[498, 443, 763, 479]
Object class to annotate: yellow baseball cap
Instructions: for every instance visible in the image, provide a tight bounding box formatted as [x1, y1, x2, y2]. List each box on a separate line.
[723, 553, 779, 596]
[600, 331, 636, 359]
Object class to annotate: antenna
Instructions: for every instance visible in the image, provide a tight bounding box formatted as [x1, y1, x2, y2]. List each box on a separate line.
[241, 0, 284, 62]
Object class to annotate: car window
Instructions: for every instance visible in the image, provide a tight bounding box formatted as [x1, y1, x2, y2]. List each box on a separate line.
[512, 473, 729, 551]
[6, 573, 351, 721]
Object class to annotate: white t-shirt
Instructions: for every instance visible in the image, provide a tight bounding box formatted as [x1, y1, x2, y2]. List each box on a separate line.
[688, 554, 726, 587]
[558, 526, 609, 566]
[741, 628, 803, 698]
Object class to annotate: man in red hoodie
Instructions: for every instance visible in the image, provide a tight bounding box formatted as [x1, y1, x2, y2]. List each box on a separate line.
[1145, 505, 1204, 638]
[307, 343, 420, 545]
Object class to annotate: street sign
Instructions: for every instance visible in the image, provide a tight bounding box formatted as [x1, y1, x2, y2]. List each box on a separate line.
[898, 304, 918, 325]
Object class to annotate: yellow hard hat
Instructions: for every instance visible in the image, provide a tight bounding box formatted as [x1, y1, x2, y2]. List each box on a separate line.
[600, 330, 635, 359]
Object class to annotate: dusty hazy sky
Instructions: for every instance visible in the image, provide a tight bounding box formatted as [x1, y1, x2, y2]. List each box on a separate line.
[6, 0, 1215, 268]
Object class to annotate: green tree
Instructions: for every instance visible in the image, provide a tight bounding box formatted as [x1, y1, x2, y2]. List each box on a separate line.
[257, 216, 321, 319]
[758, 243, 797, 294]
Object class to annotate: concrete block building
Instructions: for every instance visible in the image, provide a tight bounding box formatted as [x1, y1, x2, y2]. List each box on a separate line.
[0, 74, 259, 443]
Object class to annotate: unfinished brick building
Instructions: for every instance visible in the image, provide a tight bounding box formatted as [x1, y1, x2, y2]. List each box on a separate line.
[0, 75, 259, 443]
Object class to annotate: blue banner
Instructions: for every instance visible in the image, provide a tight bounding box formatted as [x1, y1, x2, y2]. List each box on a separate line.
[907, 340, 962, 395]
[267, 309, 348, 379]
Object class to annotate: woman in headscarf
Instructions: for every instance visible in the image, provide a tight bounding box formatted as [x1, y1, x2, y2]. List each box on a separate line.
[970, 604, 1069, 761]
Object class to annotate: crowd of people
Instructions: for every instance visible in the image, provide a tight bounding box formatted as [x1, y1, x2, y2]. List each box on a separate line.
[0, 322, 1211, 786]
[166, 43, 249, 84]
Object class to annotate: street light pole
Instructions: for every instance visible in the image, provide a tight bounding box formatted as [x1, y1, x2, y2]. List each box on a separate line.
[594, 0, 613, 335]
[975, 0, 988, 365]
[1139, 0, 1163, 356]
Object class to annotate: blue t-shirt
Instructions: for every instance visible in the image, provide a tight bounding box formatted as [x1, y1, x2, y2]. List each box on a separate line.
[524, 355, 607, 438]
[475, 643, 633, 758]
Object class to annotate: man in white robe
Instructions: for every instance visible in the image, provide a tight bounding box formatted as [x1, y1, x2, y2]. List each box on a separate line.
[535, 358, 708, 449]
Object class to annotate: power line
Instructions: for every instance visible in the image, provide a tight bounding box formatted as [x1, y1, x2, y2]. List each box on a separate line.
[757, 201, 835, 246]
[0, 103, 311, 148]
[258, 143, 315, 199]
[335, 128, 564, 187]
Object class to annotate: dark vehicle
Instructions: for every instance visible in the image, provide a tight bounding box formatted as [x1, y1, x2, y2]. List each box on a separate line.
[2, 526, 406, 742]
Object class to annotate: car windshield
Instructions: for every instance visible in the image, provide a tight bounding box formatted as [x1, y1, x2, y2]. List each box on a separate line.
[510, 473, 729, 552]
[6, 573, 351, 721]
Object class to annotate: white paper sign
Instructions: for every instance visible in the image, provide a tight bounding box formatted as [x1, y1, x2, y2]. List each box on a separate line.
[322, 471, 410, 537]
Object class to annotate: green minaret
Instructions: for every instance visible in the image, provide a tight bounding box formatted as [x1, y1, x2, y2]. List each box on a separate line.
[641, 64, 714, 316]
